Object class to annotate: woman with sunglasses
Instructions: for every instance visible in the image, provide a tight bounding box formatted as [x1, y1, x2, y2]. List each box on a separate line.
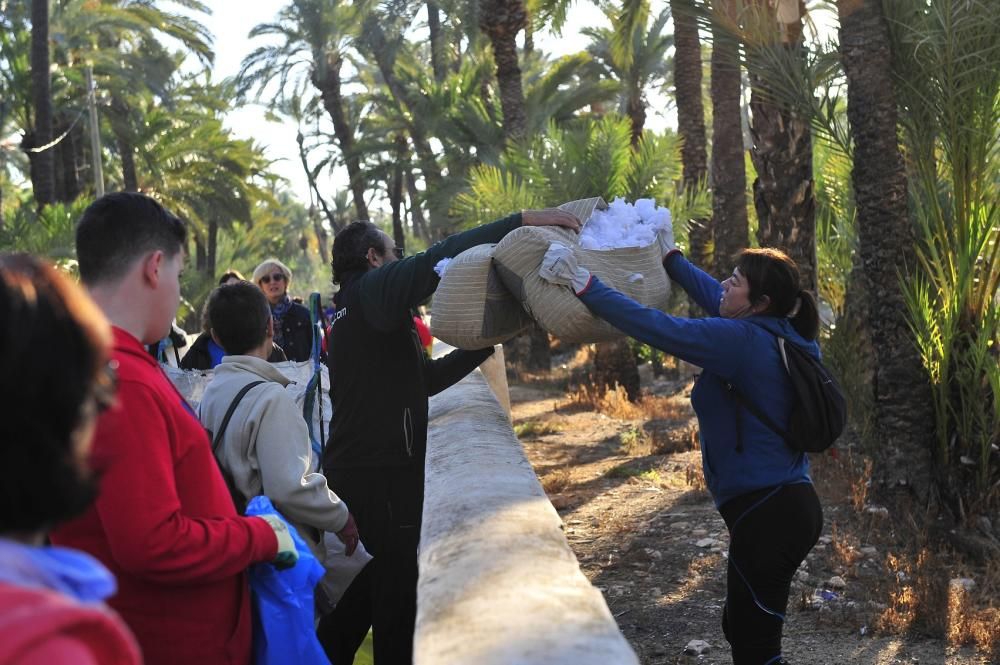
[252, 258, 313, 362]
[0, 254, 141, 664]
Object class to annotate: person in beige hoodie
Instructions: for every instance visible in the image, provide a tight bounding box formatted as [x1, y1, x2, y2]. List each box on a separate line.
[197, 281, 359, 559]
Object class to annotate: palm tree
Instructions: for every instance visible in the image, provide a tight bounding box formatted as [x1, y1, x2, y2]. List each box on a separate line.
[582, 2, 672, 145]
[137, 81, 274, 278]
[479, 0, 528, 139]
[671, 0, 711, 315]
[709, 0, 748, 278]
[837, 0, 934, 502]
[744, 0, 818, 293]
[27, 0, 55, 207]
[238, 0, 369, 222]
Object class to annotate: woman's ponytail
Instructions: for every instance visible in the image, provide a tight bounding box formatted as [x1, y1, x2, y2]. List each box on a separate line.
[791, 289, 819, 341]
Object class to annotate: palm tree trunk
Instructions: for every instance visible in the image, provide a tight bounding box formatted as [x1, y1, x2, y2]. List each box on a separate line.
[405, 169, 430, 241]
[626, 90, 646, 147]
[312, 210, 330, 265]
[391, 136, 406, 252]
[673, 0, 712, 315]
[480, 0, 528, 140]
[194, 235, 207, 274]
[110, 96, 139, 191]
[427, 0, 447, 82]
[710, 0, 748, 279]
[207, 219, 218, 278]
[118, 134, 139, 192]
[53, 113, 82, 203]
[313, 56, 369, 222]
[594, 339, 640, 402]
[504, 323, 550, 373]
[28, 0, 55, 208]
[360, 15, 448, 232]
[748, 1, 818, 293]
[838, 0, 934, 504]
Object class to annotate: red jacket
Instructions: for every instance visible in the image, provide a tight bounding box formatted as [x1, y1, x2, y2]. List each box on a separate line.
[50, 327, 278, 665]
[0, 583, 141, 665]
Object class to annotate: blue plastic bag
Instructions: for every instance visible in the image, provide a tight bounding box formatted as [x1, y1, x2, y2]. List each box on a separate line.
[245, 496, 330, 665]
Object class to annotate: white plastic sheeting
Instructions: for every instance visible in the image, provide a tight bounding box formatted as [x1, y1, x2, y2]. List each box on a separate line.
[163, 361, 332, 455]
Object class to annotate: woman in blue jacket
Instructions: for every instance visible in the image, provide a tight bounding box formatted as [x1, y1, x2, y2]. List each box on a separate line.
[540, 240, 823, 665]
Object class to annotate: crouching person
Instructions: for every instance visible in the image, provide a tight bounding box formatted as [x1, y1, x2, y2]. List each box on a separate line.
[198, 282, 359, 568]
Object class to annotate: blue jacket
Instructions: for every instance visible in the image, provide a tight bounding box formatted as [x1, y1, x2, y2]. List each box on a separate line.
[577, 252, 816, 508]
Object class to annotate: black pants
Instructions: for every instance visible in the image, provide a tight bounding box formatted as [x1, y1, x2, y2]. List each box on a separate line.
[317, 465, 424, 665]
[719, 483, 823, 665]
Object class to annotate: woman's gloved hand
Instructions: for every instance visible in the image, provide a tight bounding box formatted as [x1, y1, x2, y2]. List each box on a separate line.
[539, 243, 593, 295]
[656, 226, 676, 260]
[256, 514, 299, 569]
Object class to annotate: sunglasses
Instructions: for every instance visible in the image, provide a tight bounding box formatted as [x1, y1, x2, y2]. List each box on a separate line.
[259, 272, 286, 285]
[393, 247, 405, 260]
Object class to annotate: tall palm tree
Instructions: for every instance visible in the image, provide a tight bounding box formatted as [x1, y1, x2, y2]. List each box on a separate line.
[709, 0, 748, 278]
[239, 0, 369, 222]
[27, 0, 55, 208]
[479, 0, 528, 139]
[583, 2, 672, 145]
[745, 0, 818, 293]
[671, 0, 711, 314]
[837, 0, 934, 501]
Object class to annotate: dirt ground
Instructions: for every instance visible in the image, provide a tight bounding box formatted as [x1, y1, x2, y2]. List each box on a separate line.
[509, 371, 997, 665]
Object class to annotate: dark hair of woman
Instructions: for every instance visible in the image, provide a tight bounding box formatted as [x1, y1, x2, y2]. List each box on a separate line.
[0, 254, 114, 533]
[331, 221, 387, 285]
[218, 269, 246, 285]
[736, 248, 819, 341]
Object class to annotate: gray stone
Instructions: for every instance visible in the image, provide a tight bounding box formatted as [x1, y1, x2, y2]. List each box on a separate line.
[828, 576, 847, 590]
[683, 639, 711, 656]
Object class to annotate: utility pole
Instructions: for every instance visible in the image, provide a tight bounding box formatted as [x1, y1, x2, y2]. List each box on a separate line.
[85, 66, 104, 197]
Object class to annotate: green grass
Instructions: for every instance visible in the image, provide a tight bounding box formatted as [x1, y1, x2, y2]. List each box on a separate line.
[354, 631, 374, 665]
[513, 420, 562, 438]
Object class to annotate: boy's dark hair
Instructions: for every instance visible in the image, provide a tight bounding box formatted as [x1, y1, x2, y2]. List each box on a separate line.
[206, 282, 272, 355]
[0, 254, 112, 532]
[331, 221, 386, 284]
[218, 269, 246, 285]
[76, 192, 187, 285]
[737, 248, 819, 341]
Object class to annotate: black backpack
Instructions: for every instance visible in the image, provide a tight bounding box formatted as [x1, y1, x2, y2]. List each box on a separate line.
[727, 336, 847, 453]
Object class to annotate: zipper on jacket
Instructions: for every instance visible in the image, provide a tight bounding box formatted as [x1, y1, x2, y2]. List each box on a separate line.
[403, 407, 414, 457]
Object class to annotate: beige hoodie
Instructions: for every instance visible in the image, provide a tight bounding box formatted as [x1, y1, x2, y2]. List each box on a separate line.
[198, 355, 349, 544]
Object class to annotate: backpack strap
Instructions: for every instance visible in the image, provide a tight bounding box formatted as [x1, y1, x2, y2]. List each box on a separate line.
[725, 336, 791, 451]
[211, 380, 266, 512]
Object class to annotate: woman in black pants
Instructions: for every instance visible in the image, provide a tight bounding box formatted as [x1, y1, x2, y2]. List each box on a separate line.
[540, 240, 823, 664]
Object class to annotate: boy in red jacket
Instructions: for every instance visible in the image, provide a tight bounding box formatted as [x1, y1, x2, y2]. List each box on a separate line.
[50, 193, 298, 665]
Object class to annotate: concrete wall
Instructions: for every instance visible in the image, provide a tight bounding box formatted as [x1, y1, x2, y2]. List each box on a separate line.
[415, 369, 638, 665]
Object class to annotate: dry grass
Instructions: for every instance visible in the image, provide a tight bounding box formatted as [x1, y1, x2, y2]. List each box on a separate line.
[540, 468, 572, 494]
[562, 382, 693, 423]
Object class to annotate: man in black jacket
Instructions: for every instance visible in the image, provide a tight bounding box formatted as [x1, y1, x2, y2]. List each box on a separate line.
[319, 209, 579, 664]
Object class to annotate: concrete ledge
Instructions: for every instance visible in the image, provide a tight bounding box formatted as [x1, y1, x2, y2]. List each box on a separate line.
[415, 371, 638, 665]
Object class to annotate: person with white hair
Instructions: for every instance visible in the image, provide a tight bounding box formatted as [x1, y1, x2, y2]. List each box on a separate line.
[252, 258, 313, 361]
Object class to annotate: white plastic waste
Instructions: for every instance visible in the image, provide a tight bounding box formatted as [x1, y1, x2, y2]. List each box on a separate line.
[578, 197, 672, 251]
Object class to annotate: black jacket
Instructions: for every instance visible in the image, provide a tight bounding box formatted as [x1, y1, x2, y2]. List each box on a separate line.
[324, 213, 524, 471]
[180, 332, 287, 370]
[275, 301, 314, 362]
